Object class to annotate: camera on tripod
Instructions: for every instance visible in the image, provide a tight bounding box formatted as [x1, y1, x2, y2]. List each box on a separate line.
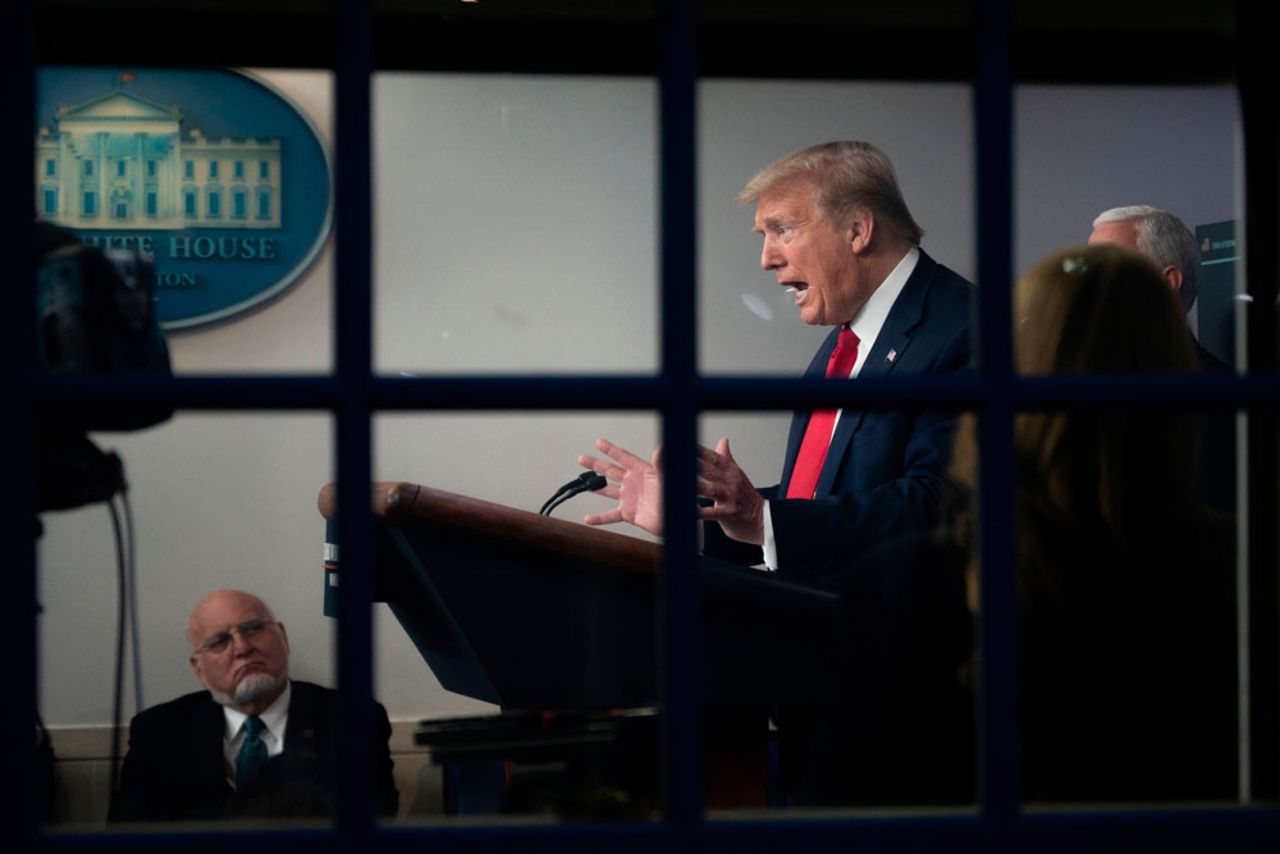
[35, 222, 173, 512]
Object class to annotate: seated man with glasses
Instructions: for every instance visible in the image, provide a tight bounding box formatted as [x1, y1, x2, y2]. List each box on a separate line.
[108, 589, 398, 822]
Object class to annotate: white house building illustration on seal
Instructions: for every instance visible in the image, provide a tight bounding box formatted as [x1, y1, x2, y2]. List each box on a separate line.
[36, 87, 282, 231]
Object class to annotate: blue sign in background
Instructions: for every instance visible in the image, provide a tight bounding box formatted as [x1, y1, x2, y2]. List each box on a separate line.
[36, 68, 333, 330]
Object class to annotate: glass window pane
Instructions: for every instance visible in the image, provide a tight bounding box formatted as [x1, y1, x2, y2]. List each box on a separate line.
[1014, 406, 1241, 807]
[37, 413, 337, 830]
[1014, 84, 1241, 372]
[697, 411, 979, 814]
[698, 81, 975, 375]
[373, 73, 658, 375]
[35, 66, 334, 373]
[373, 412, 661, 823]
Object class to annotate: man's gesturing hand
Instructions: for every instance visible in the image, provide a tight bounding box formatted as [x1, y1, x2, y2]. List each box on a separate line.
[576, 436, 764, 545]
[697, 437, 765, 545]
[577, 438, 664, 535]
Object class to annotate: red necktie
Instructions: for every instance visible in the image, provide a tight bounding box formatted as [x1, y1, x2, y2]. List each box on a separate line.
[786, 327, 859, 499]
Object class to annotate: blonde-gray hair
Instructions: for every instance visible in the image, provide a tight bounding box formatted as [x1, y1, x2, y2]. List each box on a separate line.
[738, 141, 924, 245]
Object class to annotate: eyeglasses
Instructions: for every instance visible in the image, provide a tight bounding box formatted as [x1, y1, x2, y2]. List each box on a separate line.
[195, 618, 277, 655]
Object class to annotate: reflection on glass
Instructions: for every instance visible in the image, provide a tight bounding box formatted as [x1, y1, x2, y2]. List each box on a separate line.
[37, 413, 335, 830]
[373, 413, 661, 823]
[1006, 247, 1238, 803]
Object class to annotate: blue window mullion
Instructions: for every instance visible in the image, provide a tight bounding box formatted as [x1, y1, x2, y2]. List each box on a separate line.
[2, 0, 38, 845]
[333, 0, 377, 839]
[1239, 0, 1280, 804]
[658, 0, 703, 832]
[975, 0, 1019, 826]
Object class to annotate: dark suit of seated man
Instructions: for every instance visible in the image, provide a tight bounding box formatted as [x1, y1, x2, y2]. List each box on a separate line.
[108, 589, 398, 822]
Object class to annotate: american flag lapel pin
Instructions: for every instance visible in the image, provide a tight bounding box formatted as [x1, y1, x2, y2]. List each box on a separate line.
[886, 348, 897, 363]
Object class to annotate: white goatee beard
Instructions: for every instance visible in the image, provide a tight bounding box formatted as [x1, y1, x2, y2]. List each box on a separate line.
[209, 672, 285, 708]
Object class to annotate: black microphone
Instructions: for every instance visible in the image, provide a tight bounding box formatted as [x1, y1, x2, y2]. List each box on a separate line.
[540, 472, 607, 517]
[539, 471, 597, 515]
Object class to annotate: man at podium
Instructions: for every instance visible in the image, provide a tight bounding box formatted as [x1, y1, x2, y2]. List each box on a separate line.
[579, 140, 972, 589]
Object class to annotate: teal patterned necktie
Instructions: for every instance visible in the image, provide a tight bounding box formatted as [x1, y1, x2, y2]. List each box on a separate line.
[236, 715, 268, 789]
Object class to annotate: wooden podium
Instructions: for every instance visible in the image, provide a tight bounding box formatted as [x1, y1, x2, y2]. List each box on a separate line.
[318, 482, 841, 811]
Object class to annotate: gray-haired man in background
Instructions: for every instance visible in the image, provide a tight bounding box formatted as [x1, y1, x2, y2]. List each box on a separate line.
[1088, 205, 1227, 372]
[1088, 205, 1235, 514]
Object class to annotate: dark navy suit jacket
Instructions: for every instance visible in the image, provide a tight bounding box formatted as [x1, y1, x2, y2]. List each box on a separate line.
[1194, 338, 1236, 517]
[706, 249, 973, 585]
[108, 680, 398, 822]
